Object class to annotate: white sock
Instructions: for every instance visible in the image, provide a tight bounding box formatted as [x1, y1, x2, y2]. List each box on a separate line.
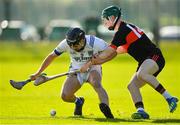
[75, 97, 79, 103]
[162, 91, 172, 99]
[137, 107, 144, 112]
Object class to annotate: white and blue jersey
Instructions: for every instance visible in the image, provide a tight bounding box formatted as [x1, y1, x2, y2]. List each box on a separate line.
[53, 35, 108, 84]
[54, 35, 108, 70]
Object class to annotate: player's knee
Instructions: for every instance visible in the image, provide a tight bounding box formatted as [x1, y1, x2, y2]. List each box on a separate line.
[127, 83, 133, 91]
[61, 92, 70, 101]
[61, 93, 66, 101]
[91, 79, 102, 89]
[137, 71, 151, 82]
[137, 70, 146, 81]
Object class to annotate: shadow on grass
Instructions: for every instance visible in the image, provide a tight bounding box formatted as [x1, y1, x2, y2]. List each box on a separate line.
[68, 116, 180, 123]
[67, 116, 147, 123]
[152, 119, 180, 123]
[1, 116, 180, 123]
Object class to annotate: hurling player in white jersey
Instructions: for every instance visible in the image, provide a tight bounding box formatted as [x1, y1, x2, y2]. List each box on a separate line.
[30, 27, 114, 118]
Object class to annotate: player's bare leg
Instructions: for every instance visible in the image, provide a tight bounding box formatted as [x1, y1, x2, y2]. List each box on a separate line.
[88, 70, 114, 118]
[88, 70, 108, 105]
[128, 74, 145, 104]
[137, 59, 178, 113]
[128, 74, 149, 119]
[61, 75, 84, 116]
[61, 75, 81, 102]
[137, 59, 160, 88]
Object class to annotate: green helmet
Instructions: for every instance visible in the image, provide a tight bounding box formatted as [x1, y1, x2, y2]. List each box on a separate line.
[102, 5, 121, 19]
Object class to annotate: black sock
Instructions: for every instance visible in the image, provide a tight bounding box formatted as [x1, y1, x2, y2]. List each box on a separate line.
[135, 102, 144, 109]
[155, 84, 166, 94]
[99, 103, 114, 118]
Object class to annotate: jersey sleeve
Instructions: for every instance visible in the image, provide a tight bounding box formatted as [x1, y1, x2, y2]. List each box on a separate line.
[110, 30, 126, 49]
[53, 39, 68, 56]
[93, 37, 108, 52]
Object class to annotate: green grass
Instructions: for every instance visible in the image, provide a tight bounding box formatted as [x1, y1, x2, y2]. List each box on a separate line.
[0, 41, 180, 124]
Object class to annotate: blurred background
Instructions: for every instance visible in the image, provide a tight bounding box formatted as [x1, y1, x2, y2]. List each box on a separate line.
[0, 1, 180, 124]
[0, 0, 179, 44]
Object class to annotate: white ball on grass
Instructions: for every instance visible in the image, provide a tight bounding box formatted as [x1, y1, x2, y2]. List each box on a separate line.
[50, 109, 56, 117]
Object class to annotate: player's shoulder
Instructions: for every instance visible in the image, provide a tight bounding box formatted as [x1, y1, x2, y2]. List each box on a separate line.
[86, 35, 105, 42]
[85, 35, 105, 45]
[116, 21, 133, 36]
[122, 20, 139, 29]
[85, 35, 95, 41]
[59, 39, 66, 43]
[58, 39, 68, 45]
[57, 39, 69, 49]
[118, 21, 128, 30]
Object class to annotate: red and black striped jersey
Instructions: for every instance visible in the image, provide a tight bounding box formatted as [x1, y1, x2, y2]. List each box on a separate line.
[110, 21, 161, 63]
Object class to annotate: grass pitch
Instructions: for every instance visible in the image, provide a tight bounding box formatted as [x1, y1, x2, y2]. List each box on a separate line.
[0, 41, 180, 125]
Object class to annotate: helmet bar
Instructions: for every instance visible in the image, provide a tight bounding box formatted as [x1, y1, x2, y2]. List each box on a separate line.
[66, 28, 85, 46]
[108, 12, 121, 30]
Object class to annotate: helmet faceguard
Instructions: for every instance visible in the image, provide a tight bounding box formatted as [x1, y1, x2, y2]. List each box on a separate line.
[101, 5, 121, 30]
[66, 28, 86, 52]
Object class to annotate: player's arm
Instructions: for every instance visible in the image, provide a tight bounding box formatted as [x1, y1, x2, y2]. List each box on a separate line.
[30, 52, 58, 80]
[92, 46, 117, 65]
[92, 37, 118, 65]
[30, 40, 67, 80]
[80, 47, 117, 73]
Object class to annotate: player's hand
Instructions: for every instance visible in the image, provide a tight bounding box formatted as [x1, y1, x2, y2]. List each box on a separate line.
[30, 73, 40, 81]
[80, 62, 91, 73]
[116, 46, 127, 54]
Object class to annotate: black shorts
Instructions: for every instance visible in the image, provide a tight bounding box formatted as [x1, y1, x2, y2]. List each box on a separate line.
[136, 53, 165, 77]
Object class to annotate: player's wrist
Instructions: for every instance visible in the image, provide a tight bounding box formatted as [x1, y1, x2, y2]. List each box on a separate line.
[36, 70, 42, 75]
[89, 60, 93, 65]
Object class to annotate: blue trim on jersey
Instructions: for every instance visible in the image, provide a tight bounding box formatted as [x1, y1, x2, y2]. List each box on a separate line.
[54, 49, 63, 56]
[89, 35, 95, 48]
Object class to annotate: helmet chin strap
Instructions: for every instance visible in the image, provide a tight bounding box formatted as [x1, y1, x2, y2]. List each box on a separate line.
[108, 14, 121, 30]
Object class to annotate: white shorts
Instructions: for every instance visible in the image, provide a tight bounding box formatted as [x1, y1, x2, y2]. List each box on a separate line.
[69, 65, 102, 85]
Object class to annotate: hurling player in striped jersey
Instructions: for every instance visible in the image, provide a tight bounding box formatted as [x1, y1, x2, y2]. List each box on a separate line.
[80, 5, 178, 119]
